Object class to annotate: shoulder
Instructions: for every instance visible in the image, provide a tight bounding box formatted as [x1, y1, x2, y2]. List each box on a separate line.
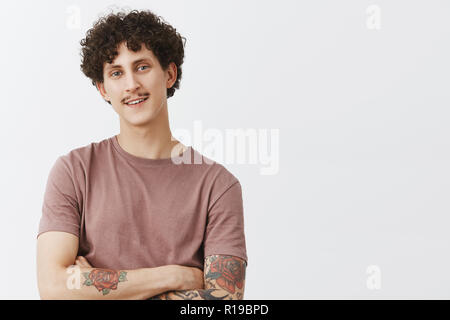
[189, 147, 241, 187]
[52, 136, 111, 176]
[187, 149, 243, 212]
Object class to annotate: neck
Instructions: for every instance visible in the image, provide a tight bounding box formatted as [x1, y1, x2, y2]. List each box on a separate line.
[116, 104, 186, 159]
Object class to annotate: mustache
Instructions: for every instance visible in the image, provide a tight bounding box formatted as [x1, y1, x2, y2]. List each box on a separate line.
[122, 93, 150, 103]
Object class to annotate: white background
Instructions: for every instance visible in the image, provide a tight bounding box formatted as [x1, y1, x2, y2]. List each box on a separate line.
[0, 0, 449, 299]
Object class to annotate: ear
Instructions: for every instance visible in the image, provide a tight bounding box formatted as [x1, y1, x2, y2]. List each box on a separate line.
[166, 62, 177, 89]
[96, 81, 110, 102]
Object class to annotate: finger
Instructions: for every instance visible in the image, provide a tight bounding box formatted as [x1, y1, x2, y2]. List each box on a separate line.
[80, 257, 93, 268]
[75, 256, 92, 268]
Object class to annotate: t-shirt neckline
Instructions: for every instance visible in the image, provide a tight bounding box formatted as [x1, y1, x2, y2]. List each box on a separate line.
[110, 134, 192, 166]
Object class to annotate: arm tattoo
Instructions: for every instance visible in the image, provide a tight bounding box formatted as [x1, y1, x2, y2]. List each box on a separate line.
[149, 288, 228, 300]
[149, 255, 246, 300]
[82, 269, 128, 296]
[205, 255, 246, 295]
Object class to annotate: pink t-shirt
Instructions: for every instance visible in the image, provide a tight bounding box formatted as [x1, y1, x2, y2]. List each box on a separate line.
[37, 135, 248, 270]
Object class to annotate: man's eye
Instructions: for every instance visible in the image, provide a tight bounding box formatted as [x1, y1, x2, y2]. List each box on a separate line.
[111, 71, 121, 77]
[138, 65, 149, 71]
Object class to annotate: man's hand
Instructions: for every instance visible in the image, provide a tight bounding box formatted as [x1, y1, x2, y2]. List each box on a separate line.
[172, 265, 204, 291]
[75, 256, 93, 268]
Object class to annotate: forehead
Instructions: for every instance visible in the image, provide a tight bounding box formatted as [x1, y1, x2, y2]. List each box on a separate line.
[104, 42, 157, 70]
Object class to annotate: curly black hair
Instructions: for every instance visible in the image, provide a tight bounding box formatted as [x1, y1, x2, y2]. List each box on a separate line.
[80, 9, 186, 103]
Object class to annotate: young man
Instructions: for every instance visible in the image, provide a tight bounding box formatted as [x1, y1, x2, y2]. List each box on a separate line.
[36, 9, 247, 300]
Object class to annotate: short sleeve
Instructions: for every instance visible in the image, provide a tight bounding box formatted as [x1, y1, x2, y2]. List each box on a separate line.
[37, 156, 81, 239]
[204, 180, 248, 267]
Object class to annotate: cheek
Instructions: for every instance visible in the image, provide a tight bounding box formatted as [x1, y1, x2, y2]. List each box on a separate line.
[146, 74, 167, 92]
[150, 83, 168, 100]
[104, 82, 121, 99]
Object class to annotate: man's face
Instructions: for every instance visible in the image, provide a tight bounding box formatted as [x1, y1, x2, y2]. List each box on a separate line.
[97, 41, 176, 127]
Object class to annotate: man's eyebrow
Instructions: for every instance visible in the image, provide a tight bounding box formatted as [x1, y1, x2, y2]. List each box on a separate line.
[105, 58, 151, 70]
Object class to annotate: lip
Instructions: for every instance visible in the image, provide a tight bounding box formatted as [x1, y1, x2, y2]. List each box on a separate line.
[124, 96, 148, 108]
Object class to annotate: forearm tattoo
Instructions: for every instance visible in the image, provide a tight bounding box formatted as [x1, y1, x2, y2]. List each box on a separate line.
[82, 269, 128, 296]
[149, 255, 246, 300]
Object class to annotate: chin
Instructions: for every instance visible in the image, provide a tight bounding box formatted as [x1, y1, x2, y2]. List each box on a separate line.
[123, 109, 160, 126]
[124, 114, 156, 127]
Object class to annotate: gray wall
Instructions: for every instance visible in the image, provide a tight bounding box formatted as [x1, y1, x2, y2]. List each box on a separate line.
[0, 0, 448, 299]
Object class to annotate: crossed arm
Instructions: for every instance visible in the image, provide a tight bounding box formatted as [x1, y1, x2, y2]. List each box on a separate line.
[76, 254, 247, 300]
[37, 231, 246, 300]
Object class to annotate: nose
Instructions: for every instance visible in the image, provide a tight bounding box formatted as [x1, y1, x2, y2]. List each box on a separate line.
[124, 73, 141, 93]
